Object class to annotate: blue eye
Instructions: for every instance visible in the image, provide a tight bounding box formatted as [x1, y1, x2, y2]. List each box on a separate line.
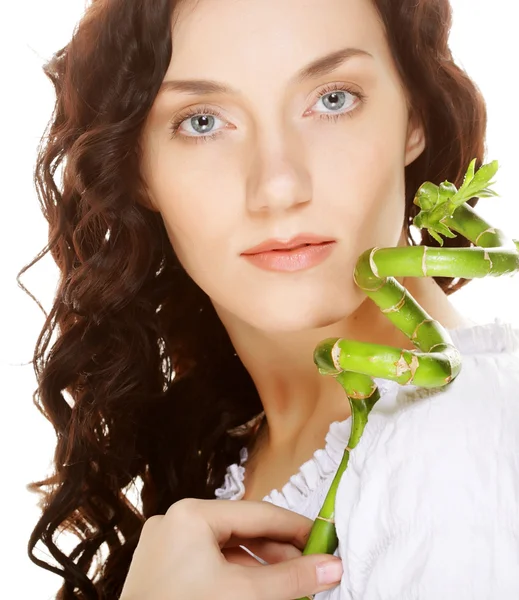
[321, 90, 348, 110]
[185, 114, 218, 135]
[312, 83, 365, 119]
[169, 83, 367, 144]
[169, 108, 225, 143]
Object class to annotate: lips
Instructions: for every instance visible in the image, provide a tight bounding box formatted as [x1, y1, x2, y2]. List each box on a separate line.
[241, 240, 336, 272]
[242, 233, 335, 255]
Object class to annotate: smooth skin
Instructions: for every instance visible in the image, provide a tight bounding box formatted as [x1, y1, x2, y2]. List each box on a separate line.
[120, 499, 343, 600]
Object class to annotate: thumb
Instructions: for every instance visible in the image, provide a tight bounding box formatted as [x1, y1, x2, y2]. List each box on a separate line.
[241, 554, 343, 600]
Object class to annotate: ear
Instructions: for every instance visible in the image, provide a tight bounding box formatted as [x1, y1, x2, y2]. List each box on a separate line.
[404, 110, 426, 167]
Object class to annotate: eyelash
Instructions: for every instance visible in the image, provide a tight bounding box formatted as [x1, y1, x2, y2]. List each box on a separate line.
[168, 82, 367, 145]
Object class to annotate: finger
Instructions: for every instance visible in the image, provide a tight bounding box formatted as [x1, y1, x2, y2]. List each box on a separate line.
[225, 539, 302, 564]
[222, 547, 265, 567]
[240, 554, 344, 600]
[178, 499, 313, 548]
[224, 533, 307, 554]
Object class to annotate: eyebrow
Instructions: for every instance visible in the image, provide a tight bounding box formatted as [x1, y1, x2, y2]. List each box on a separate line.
[159, 46, 373, 96]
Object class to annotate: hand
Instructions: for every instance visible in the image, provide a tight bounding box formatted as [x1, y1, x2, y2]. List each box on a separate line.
[120, 498, 344, 600]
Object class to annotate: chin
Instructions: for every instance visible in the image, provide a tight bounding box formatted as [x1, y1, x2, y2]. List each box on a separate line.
[245, 301, 356, 334]
[212, 278, 366, 333]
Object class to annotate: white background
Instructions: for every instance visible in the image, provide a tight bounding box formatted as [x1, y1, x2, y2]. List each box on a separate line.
[1, 1, 518, 597]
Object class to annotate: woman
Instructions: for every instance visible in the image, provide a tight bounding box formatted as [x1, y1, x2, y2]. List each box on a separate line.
[21, 0, 519, 598]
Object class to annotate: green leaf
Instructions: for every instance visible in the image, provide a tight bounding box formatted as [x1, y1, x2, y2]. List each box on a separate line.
[453, 158, 477, 200]
[436, 221, 457, 238]
[429, 229, 444, 245]
[438, 181, 458, 204]
[413, 182, 439, 210]
[463, 160, 498, 197]
[428, 200, 455, 223]
[413, 213, 426, 229]
[476, 188, 500, 199]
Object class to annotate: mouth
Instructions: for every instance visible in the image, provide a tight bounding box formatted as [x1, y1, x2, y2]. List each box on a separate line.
[242, 234, 336, 255]
[267, 242, 322, 252]
[241, 240, 336, 272]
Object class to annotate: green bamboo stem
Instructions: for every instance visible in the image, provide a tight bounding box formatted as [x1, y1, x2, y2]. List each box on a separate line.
[296, 159, 519, 597]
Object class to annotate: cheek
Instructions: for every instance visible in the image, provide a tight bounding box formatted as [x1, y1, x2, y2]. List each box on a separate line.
[151, 164, 241, 270]
[357, 148, 407, 247]
[312, 95, 407, 192]
[317, 133, 405, 224]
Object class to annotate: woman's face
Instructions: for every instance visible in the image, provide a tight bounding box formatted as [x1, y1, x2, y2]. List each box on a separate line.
[141, 0, 425, 333]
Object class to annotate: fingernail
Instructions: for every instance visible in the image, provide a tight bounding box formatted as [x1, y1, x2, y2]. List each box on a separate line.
[316, 560, 343, 585]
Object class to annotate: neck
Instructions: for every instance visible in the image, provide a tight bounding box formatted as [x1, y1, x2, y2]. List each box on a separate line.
[217, 275, 470, 476]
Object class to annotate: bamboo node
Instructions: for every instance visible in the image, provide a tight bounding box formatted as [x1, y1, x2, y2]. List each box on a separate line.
[381, 291, 406, 313]
[331, 340, 342, 371]
[394, 352, 409, 376]
[369, 247, 381, 278]
[475, 227, 497, 246]
[483, 250, 493, 272]
[422, 245, 428, 276]
[316, 516, 335, 524]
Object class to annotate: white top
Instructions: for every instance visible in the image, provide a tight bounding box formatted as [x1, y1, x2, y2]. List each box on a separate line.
[215, 318, 519, 599]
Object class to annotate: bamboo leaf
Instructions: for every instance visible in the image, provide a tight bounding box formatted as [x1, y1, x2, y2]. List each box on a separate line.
[413, 182, 439, 210]
[438, 181, 457, 204]
[428, 229, 444, 245]
[435, 221, 456, 238]
[428, 200, 455, 222]
[462, 160, 499, 199]
[477, 188, 500, 199]
[413, 212, 428, 229]
[453, 158, 477, 201]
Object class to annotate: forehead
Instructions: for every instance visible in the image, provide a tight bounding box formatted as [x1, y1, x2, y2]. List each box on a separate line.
[167, 0, 392, 83]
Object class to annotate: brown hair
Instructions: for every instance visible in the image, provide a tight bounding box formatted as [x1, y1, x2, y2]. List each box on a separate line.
[19, 0, 486, 597]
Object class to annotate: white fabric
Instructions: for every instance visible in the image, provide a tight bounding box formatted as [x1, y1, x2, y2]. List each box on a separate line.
[214, 318, 519, 599]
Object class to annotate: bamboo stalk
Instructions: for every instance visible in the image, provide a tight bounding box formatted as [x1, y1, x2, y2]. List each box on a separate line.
[296, 159, 519, 597]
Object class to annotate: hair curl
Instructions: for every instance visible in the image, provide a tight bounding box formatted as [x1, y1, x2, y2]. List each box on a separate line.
[19, 0, 487, 597]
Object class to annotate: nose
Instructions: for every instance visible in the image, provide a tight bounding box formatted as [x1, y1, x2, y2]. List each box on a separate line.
[246, 141, 312, 214]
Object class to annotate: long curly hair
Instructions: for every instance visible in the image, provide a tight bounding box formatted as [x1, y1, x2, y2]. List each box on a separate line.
[19, 0, 487, 597]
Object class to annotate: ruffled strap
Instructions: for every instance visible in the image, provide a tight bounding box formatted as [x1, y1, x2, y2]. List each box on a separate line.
[214, 447, 248, 500]
[214, 378, 395, 505]
[260, 377, 396, 510]
[262, 420, 352, 510]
